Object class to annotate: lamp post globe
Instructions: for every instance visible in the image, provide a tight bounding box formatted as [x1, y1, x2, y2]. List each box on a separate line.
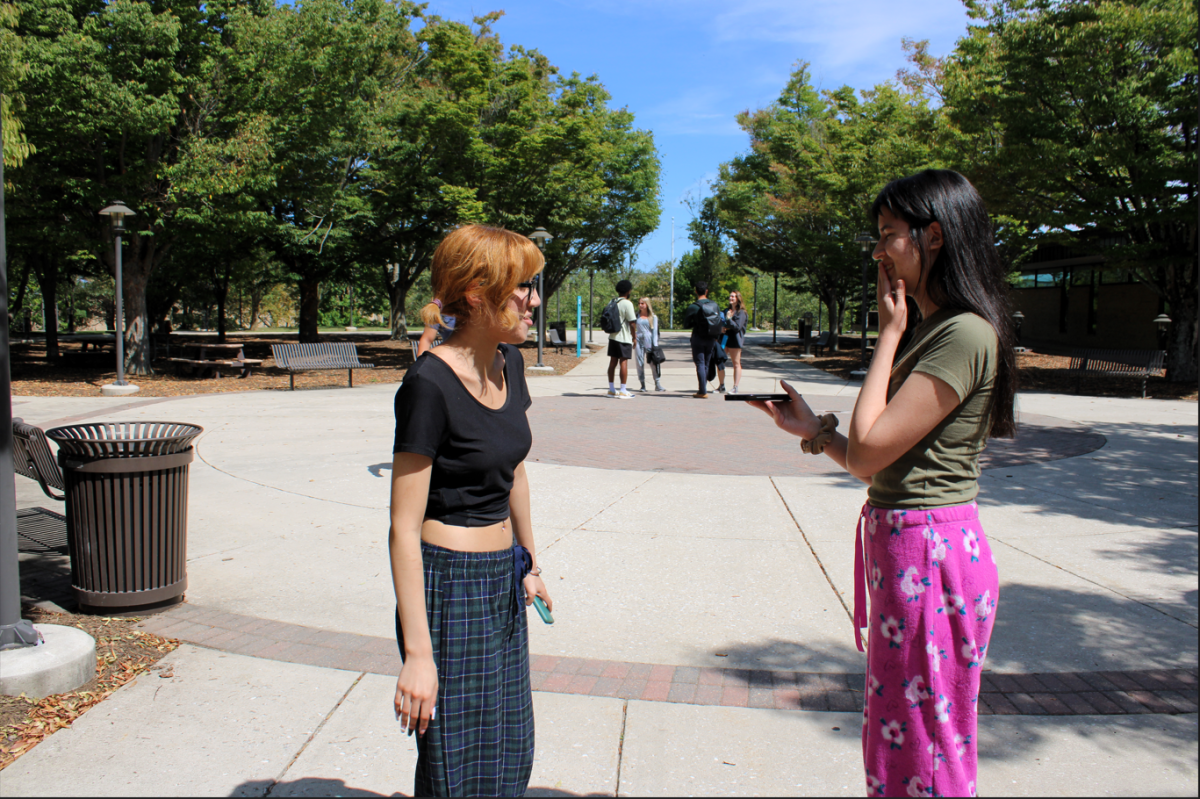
[98, 202, 139, 396]
[527, 228, 554, 372]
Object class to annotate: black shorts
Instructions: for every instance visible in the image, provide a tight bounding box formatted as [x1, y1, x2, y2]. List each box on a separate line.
[607, 340, 633, 360]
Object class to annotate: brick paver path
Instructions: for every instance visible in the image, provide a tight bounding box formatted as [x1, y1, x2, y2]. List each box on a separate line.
[134, 603, 1197, 716]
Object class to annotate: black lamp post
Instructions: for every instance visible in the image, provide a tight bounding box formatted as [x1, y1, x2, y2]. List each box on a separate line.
[803, 311, 814, 356]
[751, 272, 759, 329]
[98, 202, 139, 396]
[1012, 310, 1025, 346]
[1154, 313, 1171, 352]
[588, 265, 594, 343]
[854, 232, 877, 371]
[528, 228, 553, 372]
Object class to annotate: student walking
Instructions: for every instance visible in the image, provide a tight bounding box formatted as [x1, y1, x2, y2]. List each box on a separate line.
[749, 170, 1015, 798]
[634, 297, 665, 392]
[390, 224, 553, 797]
[681, 281, 722, 398]
[605, 279, 638, 398]
[716, 290, 749, 394]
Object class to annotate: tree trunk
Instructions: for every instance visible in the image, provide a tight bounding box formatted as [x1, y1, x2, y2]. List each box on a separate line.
[299, 279, 321, 342]
[249, 287, 264, 330]
[1166, 301, 1198, 383]
[389, 280, 408, 341]
[215, 283, 228, 343]
[34, 265, 60, 360]
[123, 269, 152, 376]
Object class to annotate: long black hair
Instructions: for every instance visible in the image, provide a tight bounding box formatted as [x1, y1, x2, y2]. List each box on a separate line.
[869, 169, 1018, 438]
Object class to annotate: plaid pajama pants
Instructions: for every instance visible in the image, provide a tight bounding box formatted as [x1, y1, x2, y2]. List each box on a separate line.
[396, 542, 535, 797]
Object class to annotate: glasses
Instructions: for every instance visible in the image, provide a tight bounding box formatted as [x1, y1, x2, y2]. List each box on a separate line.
[514, 279, 539, 301]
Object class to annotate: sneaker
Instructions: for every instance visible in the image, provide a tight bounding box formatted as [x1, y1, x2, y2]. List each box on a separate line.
[731, 385, 738, 394]
[606, 389, 619, 398]
[716, 384, 726, 393]
[655, 384, 666, 392]
[692, 392, 707, 399]
[617, 389, 636, 399]
[638, 384, 647, 392]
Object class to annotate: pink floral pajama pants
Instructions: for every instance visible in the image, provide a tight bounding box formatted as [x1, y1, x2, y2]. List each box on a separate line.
[855, 501, 998, 798]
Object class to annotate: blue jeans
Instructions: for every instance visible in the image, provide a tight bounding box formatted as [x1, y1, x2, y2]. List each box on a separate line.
[690, 336, 718, 393]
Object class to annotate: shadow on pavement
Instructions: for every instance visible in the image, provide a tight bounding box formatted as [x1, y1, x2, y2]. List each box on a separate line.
[232, 778, 401, 797]
[230, 778, 609, 797]
[985, 579, 1195, 672]
[695, 637, 866, 675]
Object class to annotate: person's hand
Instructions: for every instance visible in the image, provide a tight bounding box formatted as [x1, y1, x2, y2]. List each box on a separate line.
[725, 309, 733, 319]
[877, 263, 907, 338]
[523, 573, 552, 612]
[746, 380, 821, 440]
[395, 655, 438, 737]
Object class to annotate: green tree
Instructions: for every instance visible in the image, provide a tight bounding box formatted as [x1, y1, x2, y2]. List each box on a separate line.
[713, 63, 946, 348]
[945, 0, 1197, 381]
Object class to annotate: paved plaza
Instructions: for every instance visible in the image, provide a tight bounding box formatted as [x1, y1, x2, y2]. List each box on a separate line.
[6, 332, 1198, 796]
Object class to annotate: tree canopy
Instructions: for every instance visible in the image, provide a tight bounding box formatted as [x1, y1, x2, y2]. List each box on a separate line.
[5, 0, 661, 370]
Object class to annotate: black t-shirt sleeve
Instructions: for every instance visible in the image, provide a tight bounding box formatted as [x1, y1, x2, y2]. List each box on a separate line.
[393, 366, 448, 458]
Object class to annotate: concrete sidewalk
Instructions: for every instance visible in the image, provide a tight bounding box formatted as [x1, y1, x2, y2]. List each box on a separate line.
[6, 333, 1197, 796]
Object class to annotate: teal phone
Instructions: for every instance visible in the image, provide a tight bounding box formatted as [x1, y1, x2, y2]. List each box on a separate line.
[532, 596, 554, 624]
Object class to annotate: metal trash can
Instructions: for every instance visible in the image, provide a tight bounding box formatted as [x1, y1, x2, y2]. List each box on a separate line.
[46, 422, 204, 614]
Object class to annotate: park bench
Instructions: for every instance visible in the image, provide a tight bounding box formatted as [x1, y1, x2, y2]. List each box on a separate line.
[548, 327, 570, 354]
[812, 330, 833, 356]
[1067, 348, 1165, 398]
[11, 418, 64, 501]
[271, 342, 374, 390]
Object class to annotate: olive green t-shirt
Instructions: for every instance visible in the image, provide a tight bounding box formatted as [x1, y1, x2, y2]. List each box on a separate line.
[868, 309, 998, 509]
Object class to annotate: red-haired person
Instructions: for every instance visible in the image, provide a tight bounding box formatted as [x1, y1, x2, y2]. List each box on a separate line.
[390, 224, 553, 797]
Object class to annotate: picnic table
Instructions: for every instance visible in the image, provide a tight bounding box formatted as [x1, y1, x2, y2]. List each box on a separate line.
[59, 334, 116, 351]
[166, 341, 262, 379]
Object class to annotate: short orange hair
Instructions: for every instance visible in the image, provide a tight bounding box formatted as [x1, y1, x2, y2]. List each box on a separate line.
[420, 225, 544, 332]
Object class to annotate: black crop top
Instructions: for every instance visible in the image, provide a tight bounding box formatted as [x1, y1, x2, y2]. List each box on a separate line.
[392, 343, 533, 526]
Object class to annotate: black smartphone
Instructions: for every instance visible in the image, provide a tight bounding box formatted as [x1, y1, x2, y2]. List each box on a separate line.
[724, 394, 791, 402]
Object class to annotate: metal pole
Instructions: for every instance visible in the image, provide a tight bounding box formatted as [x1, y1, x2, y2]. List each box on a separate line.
[576, 295, 582, 357]
[114, 231, 128, 386]
[752, 273, 758, 328]
[669, 217, 675, 329]
[772, 270, 779, 344]
[536, 271, 546, 368]
[860, 251, 870, 368]
[0, 95, 39, 649]
[588, 269, 594, 343]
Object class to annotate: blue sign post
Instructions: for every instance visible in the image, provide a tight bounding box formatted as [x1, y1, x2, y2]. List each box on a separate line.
[576, 296, 582, 357]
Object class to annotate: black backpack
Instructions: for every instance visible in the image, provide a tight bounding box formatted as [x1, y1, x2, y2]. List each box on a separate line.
[599, 298, 623, 334]
[695, 299, 724, 339]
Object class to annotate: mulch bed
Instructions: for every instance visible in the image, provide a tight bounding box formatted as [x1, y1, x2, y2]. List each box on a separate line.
[0, 607, 180, 770]
[765, 342, 1198, 401]
[10, 335, 591, 398]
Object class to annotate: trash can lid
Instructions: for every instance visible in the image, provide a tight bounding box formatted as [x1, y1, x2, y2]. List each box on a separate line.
[46, 422, 204, 458]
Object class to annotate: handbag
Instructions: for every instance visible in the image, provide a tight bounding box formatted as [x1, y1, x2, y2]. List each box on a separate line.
[649, 344, 667, 364]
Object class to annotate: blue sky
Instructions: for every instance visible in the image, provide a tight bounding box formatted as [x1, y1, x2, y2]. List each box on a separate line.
[419, 0, 974, 270]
